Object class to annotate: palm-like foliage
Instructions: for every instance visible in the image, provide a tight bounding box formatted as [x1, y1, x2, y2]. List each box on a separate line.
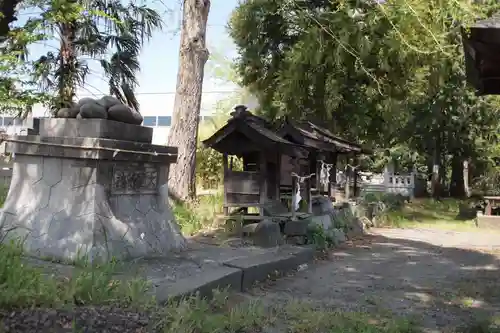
[32, 0, 163, 114]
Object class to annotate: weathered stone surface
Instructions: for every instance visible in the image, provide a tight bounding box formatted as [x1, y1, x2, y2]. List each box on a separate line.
[36, 118, 153, 143]
[76, 97, 96, 108]
[310, 215, 334, 230]
[329, 203, 365, 237]
[97, 96, 121, 110]
[252, 220, 282, 248]
[331, 228, 346, 244]
[286, 235, 306, 245]
[283, 219, 309, 236]
[80, 102, 108, 119]
[311, 196, 334, 215]
[477, 215, 500, 229]
[5, 135, 177, 164]
[241, 222, 259, 235]
[223, 246, 315, 290]
[108, 104, 143, 125]
[0, 155, 186, 262]
[56, 108, 79, 118]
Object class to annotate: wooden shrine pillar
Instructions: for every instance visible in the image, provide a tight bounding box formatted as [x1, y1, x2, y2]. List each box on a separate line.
[258, 152, 267, 216]
[223, 153, 229, 216]
[345, 155, 351, 200]
[315, 152, 324, 193]
[305, 177, 312, 213]
[275, 152, 281, 200]
[353, 155, 359, 197]
[291, 175, 297, 220]
[328, 152, 337, 199]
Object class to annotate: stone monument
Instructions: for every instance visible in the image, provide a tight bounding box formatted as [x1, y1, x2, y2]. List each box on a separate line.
[0, 96, 186, 262]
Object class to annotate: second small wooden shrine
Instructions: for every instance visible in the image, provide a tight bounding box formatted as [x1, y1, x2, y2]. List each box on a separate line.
[277, 118, 369, 199]
[202, 105, 308, 219]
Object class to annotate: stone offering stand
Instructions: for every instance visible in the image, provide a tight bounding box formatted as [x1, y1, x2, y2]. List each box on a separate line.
[0, 98, 186, 262]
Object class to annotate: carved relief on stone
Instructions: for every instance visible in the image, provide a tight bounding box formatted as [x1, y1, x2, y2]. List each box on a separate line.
[111, 164, 158, 194]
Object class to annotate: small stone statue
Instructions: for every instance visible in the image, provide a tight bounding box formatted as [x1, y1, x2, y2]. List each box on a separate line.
[55, 96, 143, 125]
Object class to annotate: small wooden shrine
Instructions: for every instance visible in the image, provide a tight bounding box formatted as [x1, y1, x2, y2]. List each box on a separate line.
[277, 118, 369, 199]
[462, 14, 500, 95]
[202, 105, 308, 218]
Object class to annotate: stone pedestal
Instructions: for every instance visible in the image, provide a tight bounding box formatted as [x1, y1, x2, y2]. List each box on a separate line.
[0, 119, 186, 262]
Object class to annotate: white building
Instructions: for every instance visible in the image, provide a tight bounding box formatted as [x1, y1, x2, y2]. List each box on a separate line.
[142, 114, 214, 145]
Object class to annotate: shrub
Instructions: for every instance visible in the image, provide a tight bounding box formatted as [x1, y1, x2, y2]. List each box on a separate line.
[172, 192, 224, 236]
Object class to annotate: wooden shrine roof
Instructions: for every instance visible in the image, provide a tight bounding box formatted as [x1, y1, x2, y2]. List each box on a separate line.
[277, 118, 371, 154]
[202, 106, 308, 158]
[462, 14, 500, 95]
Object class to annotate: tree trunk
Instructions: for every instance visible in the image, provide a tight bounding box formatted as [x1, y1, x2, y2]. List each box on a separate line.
[58, 21, 77, 111]
[167, 0, 210, 201]
[449, 154, 465, 198]
[0, 0, 21, 41]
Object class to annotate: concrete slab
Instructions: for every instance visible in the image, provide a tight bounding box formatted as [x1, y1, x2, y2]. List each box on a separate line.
[23, 240, 316, 304]
[223, 246, 315, 290]
[153, 266, 243, 303]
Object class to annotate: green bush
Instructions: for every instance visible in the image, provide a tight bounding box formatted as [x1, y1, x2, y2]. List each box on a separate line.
[172, 193, 224, 235]
[359, 192, 406, 212]
[196, 143, 224, 190]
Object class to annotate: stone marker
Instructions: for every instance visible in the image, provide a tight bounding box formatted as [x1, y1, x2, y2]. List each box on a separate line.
[252, 220, 282, 248]
[331, 228, 346, 244]
[311, 196, 335, 215]
[0, 118, 186, 262]
[283, 219, 309, 236]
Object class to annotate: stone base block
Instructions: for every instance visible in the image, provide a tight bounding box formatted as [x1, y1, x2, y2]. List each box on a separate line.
[0, 155, 186, 262]
[476, 215, 500, 230]
[33, 118, 153, 143]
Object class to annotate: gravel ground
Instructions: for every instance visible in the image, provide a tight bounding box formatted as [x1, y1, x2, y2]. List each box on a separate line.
[247, 228, 500, 332]
[0, 306, 157, 333]
[3, 228, 500, 332]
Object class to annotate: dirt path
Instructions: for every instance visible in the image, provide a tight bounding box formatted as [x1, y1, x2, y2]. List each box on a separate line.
[246, 228, 500, 332]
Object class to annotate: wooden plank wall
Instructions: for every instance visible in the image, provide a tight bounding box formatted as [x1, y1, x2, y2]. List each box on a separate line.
[225, 171, 260, 206]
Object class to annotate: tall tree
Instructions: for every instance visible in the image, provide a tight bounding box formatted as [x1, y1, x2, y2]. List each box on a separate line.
[229, 0, 500, 197]
[167, 0, 210, 200]
[32, 0, 162, 113]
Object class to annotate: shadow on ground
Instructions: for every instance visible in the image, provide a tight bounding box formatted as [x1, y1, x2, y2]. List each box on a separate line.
[245, 229, 500, 332]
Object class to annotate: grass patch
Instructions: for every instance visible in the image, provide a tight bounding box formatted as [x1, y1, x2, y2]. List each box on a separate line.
[156, 291, 421, 333]
[281, 301, 420, 333]
[172, 192, 223, 236]
[0, 183, 8, 207]
[0, 240, 152, 309]
[371, 198, 484, 232]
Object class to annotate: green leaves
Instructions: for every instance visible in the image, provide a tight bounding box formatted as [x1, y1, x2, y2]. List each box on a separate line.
[8, 0, 165, 113]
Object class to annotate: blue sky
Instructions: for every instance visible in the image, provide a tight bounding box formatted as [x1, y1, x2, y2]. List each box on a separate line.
[22, 0, 240, 117]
